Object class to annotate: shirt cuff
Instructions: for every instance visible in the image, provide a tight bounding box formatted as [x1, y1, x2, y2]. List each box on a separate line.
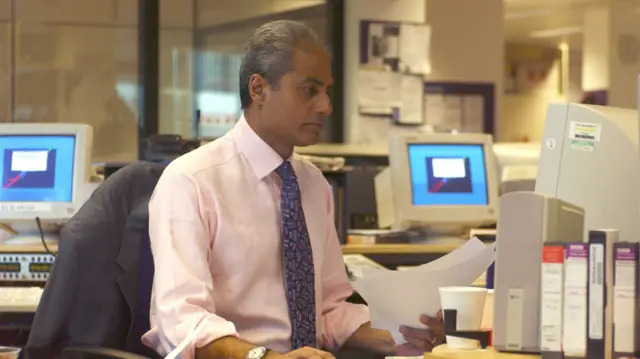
[323, 303, 370, 351]
[188, 315, 239, 358]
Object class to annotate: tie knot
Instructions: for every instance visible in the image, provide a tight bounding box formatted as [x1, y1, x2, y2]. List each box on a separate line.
[275, 161, 295, 181]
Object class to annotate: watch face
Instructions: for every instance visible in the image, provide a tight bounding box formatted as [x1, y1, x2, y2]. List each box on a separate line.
[247, 347, 266, 359]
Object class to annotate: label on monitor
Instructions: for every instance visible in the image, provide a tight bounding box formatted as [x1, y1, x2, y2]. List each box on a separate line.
[0, 202, 52, 213]
[569, 121, 601, 142]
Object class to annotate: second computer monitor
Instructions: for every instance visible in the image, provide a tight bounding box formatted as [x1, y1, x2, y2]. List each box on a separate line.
[536, 103, 640, 243]
[0, 123, 93, 222]
[379, 134, 499, 232]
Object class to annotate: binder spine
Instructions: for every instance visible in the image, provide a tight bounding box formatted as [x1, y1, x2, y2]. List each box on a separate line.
[541, 243, 565, 359]
[563, 243, 589, 359]
[587, 229, 615, 359]
[612, 242, 639, 359]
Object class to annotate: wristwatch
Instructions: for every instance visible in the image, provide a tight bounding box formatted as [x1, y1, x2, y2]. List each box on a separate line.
[246, 346, 268, 359]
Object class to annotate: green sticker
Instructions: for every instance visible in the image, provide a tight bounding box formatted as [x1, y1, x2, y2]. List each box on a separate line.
[571, 139, 594, 152]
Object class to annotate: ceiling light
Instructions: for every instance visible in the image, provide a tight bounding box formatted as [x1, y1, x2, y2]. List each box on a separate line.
[529, 27, 582, 38]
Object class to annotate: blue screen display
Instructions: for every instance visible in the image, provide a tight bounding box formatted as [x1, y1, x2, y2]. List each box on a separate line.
[0, 135, 76, 202]
[408, 144, 488, 206]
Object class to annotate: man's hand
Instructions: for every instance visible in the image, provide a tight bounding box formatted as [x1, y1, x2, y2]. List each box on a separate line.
[397, 311, 445, 355]
[283, 347, 335, 358]
[344, 322, 396, 355]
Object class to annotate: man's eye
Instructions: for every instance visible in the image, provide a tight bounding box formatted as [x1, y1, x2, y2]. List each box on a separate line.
[303, 87, 319, 97]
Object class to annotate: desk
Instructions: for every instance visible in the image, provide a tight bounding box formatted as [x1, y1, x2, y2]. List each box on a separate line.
[0, 245, 57, 253]
[342, 244, 460, 254]
[424, 348, 539, 358]
[341, 244, 465, 268]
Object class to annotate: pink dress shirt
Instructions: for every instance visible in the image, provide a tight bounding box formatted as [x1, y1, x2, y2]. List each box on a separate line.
[141, 116, 370, 358]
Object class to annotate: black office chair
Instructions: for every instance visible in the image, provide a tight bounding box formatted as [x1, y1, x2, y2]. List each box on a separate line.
[24, 162, 164, 359]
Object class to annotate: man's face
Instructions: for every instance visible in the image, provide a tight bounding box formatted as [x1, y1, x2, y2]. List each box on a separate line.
[249, 43, 333, 147]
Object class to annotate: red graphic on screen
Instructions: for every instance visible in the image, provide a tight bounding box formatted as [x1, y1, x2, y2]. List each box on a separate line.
[428, 178, 448, 193]
[2, 172, 25, 189]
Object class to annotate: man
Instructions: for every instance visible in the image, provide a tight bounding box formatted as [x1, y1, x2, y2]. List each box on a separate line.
[142, 20, 444, 359]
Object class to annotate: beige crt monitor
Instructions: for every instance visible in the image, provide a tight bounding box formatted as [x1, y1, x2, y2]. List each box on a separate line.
[535, 103, 639, 243]
[375, 134, 499, 235]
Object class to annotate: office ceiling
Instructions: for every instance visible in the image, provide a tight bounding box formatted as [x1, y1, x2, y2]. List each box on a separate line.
[504, 0, 640, 48]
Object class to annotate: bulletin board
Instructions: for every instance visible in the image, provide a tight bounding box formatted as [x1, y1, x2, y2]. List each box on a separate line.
[353, 19, 495, 146]
[423, 82, 495, 135]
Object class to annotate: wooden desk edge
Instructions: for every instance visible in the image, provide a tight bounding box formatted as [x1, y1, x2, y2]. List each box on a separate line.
[0, 244, 58, 253]
[424, 348, 540, 358]
[341, 244, 459, 254]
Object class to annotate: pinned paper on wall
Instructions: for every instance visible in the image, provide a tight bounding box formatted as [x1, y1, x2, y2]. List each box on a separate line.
[360, 20, 432, 75]
[358, 116, 433, 147]
[397, 74, 424, 125]
[357, 70, 424, 125]
[360, 20, 401, 71]
[357, 69, 402, 116]
[399, 23, 432, 75]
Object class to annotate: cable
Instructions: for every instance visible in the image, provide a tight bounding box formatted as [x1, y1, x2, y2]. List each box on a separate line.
[35, 217, 56, 258]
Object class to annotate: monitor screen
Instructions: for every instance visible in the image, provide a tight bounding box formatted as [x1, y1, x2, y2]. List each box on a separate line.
[408, 143, 488, 206]
[0, 135, 76, 202]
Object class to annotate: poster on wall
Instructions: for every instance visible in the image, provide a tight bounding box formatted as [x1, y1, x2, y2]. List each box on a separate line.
[360, 20, 431, 74]
[423, 82, 494, 134]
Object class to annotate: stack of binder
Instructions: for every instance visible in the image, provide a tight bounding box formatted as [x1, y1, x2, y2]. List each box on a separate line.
[540, 229, 639, 359]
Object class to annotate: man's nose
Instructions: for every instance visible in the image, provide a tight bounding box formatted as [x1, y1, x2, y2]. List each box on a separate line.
[315, 93, 333, 117]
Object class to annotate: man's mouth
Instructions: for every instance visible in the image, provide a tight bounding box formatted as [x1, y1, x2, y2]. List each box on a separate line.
[304, 123, 324, 130]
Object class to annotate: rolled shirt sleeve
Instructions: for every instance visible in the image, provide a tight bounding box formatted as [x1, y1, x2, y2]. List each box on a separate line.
[143, 164, 238, 358]
[319, 182, 370, 351]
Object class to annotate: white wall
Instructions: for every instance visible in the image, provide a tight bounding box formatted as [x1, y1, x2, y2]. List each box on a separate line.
[581, 2, 640, 109]
[502, 61, 563, 141]
[608, 1, 640, 109]
[500, 44, 567, 142]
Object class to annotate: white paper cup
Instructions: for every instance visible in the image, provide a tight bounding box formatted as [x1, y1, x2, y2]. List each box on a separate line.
[439, 286, 488, 350]
[481, 289, 494, 329]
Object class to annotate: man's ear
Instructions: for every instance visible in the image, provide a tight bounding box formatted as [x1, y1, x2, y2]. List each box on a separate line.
[248, 74, 267, 106]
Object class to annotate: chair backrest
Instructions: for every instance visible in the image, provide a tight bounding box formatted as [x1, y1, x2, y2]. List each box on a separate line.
[123, 199, 158, 358]
[25, 161, 165, 359]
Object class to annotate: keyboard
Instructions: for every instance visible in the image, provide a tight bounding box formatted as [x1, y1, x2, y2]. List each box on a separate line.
[343, 254, 386, 280]
[0, 287, 42, 312]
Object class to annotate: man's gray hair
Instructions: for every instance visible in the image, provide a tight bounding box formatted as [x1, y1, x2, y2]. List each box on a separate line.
[239, 20, 322, 109]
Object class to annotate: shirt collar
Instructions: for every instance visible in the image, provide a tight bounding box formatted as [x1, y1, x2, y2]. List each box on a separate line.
[231, 114, 288, 180]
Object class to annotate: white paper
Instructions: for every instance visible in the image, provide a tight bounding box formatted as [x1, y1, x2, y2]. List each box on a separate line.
[359, 237, 488, 280]
[399, 23, 431, 75]
[357, 69, 401, 115]
[352, 238, 496, 344]
[397, 75, 424, 125]
[461, 95, 484, 133]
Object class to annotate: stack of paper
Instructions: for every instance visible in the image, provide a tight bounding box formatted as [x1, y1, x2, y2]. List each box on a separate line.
[352, 237, 496, 344]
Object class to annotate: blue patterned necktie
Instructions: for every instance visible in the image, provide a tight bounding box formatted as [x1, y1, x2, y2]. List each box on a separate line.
[275, 161, 317, 349]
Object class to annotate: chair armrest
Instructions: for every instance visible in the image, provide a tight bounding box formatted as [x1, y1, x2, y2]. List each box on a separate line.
[62, 345, 150, 359]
